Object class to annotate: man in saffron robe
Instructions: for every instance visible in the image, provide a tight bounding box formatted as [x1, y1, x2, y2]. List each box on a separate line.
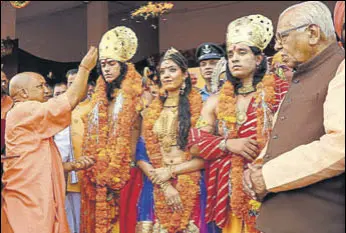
[1, 70, 13, 191]
[1, 71, 13, 150]
[1, 47, 98, 233]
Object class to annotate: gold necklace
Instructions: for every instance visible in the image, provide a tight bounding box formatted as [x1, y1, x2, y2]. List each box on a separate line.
[236, 97, 250, 125]
[153, 95, 180, 153]
[164, 94, 180, 107]
[153, 107, 179, 153]
[236, 107, 247, 125]
[238, 84, 255, 95]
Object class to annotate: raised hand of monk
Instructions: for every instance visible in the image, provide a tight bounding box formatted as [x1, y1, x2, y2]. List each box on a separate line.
[163, 184, 184, 212]
[226, 138, 258, 161]
[149, 167, 172, 184]
[66, 46, 98, 109]
[80, 46, 98, 72]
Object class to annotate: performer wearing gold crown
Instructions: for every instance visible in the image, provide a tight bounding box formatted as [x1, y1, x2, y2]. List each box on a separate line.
[80, 26, 143, 233]
[188, 15, 289, 233]
[136, 48, 207, 233]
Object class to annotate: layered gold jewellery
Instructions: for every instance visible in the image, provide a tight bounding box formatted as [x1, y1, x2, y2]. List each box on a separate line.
[153, 95, 180, 153]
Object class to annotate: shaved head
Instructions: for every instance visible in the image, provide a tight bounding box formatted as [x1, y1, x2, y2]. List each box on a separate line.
[9, 72, 47, 103]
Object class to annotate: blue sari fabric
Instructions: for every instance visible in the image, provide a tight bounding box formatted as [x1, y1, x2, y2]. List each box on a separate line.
[136, 137, 207, 232]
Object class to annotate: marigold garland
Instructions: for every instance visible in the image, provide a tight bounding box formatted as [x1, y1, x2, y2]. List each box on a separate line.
[143, 88, 202, 233]
[218, 74, 276, 233]
[81, 63, 142, 233]
[10, 1, 30, 8]
[131, 1, 174, 20]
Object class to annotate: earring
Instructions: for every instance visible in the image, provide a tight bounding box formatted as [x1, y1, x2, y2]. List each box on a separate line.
[180, 82, 186, 95]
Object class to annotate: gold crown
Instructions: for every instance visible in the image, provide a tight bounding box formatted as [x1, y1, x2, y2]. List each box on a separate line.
[226, 14, 273, 51]
[163, 47, 180, 61]
[272, 51, 283, 65]
[99, 26, 138, 62]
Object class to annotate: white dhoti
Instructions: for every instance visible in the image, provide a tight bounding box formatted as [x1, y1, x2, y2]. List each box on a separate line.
[65, 192, 81, 233]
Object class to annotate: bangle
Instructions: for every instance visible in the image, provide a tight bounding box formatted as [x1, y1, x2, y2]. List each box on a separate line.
[79, 64, 90, 72]
[71, 161, 82, 170]
[218, 138, 228, 152]
[160, 182, 170, 192]
[169, 165, 177, 179]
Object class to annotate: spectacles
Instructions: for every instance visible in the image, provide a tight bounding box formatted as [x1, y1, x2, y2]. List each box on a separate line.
[275, 24, 310, 44]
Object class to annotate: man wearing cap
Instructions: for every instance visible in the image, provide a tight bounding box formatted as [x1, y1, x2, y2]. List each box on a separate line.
[195, 43, 225, 102]
[80, 26, 143, 233]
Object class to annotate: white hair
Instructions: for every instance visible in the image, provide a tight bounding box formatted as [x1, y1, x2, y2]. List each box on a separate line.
[280, 1, 336, 39]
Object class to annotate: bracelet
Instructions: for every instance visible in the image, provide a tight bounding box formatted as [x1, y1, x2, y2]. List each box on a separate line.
[71, 160, 83, 170]
[218, 138, 228, 152]
[79, 64, 90, 73]
[160, 182, 170, 192]
[169, 165, 177, 179]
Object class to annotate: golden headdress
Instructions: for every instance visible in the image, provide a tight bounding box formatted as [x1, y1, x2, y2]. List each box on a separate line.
[272, 51, 283, 65]
[99, 26, 138, 62]
[226, 14, 273, 51]
[162, 47, 188, 70]
[163, 47, 180, 61]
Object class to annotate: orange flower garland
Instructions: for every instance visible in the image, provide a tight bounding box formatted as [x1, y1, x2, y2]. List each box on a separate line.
[217, 74, 276, 232]
[143, 88, 202, 233]
[131, 1, 174, 19]
[10, 1, 30, 8]
[81, 63, 142, 233]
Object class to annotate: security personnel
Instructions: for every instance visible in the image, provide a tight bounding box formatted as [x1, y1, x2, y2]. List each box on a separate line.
[195, 43, 225, 101]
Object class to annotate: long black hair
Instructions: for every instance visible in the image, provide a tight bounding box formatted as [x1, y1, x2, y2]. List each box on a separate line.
[159, 52, 192, 150]
[97, 61, 128, 101]
[226, 46, 267, 95]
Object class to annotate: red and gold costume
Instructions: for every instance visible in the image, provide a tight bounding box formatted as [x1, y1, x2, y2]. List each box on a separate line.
[80, 26, 143, 233]
[188, 15, 289, 233]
